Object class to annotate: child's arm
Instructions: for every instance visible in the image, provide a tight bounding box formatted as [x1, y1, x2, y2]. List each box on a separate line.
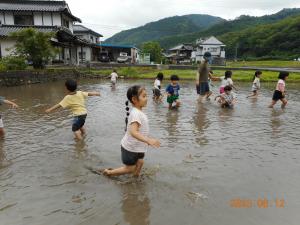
[231, 84, 238, 91]
[129, 122, 160, 148]
[3, 99, 18, 109]
[88, 92, 100, 96]
[45, 104, 61, 113]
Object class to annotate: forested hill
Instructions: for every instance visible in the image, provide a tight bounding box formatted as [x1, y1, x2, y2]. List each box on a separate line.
[104, 14, 224, 45]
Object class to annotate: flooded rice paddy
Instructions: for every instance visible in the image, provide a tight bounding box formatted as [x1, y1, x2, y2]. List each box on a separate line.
[0, 79, 300, 225]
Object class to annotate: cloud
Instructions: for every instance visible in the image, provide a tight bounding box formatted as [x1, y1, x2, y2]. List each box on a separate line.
[66, 0, 300, 39]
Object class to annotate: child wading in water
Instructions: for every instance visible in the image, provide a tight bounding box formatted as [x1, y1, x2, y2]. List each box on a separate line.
[0, 97, 18, 136]
[269, 72, 289, 109]
[45, 79, 100, 140]
[210, 70, 238, 94]
[166, 75, 181, 109]
[153, 72, 164, 102]
[247, 71, 262, 98]
[215, 85, 237, 108]
[102, 85, 160, 177]
[110, 69, 118, 86]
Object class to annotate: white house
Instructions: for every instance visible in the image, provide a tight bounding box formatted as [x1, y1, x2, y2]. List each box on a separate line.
[0, 0, 98, 65]
[191, 36, 226, 64]
[73, 24, 103, 62]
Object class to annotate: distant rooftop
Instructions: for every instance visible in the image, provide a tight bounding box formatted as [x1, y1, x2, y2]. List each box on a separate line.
[97, 43, 138, 49]
[0, 0, 81, 22]
[73, 25, 103, 37]
[198, 36, 225, 46]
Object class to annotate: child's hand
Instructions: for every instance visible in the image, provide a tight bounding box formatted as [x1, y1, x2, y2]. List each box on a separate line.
[147, 138, 160, 148]
[11, 103, 18, 109]
[45, 109, 51, 113]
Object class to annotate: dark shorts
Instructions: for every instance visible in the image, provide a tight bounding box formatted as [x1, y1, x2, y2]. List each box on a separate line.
[121, 146, 145, 166]
[72, 114, 87, 132]
[153, 88, 161, 97]
[199, 82, 210, 95]
[196, 85, 200, 94]
[167, 95, 179, 104]
[272, 90, 284, 101]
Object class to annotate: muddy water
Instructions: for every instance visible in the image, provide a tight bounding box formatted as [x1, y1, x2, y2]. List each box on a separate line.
[0, 80, 300, 225]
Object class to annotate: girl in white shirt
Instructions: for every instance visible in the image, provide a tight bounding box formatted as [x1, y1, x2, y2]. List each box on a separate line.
[269, 72, 289, 109]
[103, 85, 160, 177]
[153, 72, 164, 102]
[247, 71, 262, 98]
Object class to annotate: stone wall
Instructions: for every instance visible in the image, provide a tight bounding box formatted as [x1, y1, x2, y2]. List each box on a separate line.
[0, 69, 83, 87]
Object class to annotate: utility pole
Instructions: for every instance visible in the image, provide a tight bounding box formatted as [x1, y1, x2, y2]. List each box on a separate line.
[234, 43, 239, 62]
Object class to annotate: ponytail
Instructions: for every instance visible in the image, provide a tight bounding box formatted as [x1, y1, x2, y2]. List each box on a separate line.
[125, 101, 130, 131]
[124, 85, 145, 132]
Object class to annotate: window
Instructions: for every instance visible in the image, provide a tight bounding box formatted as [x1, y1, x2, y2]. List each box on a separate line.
[211, 48, 218, 52]
[14, 15, 33, 25]
[90, 36, 94, 42]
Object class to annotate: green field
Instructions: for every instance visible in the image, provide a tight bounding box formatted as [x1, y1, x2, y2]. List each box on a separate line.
[81, 67, 300, 83]
[226, 60, 300, 68]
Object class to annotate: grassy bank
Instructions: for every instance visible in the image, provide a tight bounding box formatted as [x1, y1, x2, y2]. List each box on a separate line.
[80, 67, 300, 82]
[226, 60, 300, 68]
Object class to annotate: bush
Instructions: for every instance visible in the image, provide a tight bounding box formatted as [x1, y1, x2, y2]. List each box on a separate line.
[1, 56, 27, 70]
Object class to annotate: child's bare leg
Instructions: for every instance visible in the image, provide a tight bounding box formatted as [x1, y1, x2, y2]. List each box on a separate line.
[80, 126, 86, 136]
[103, 165, 136, 176]
[175, 100, 181, 108]
[133, 159, 144, 177]
[280, 99, 288, 109]
[268, 100, 277, 108]
[168, 103, 173, 109]
[0, 128, 4, 137]
[74, 130, 83, 140]
[206, 91, 212, 99]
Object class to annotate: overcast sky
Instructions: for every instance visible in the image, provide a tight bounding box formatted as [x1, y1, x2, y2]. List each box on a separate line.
[66, 0, 300, 40]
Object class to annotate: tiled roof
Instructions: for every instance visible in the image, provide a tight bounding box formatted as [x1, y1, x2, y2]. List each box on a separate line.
[0, 1, 81, 22]
[0, 25, 57, 37]
[169, 44, 194, 51]
[199, 36, 225, 46]
[73, 25, 103, 37]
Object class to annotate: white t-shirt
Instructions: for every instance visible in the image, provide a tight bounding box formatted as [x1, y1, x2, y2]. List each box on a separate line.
[252, 77, 260, 91]
[121, 107, 149, 153]
[276, 79, 285, 92]
[220, 77, 233, 87]
[154, 79, 161, 89]
[110, 72, 118, 82]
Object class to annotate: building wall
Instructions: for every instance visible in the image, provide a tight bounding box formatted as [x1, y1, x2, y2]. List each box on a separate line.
[77, 46, 92, 62]
[52, 13, 62, 26]
[0, 39, 16, 57]
[2, 12, 14, 25]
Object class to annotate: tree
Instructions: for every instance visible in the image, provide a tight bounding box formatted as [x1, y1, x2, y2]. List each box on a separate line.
[10, 28, 57, 69]
[141, 41, 162, 63]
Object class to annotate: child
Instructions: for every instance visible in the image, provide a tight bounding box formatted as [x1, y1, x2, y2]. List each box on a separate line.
[215, 85, 236, 108]
[153, 72, 164, 102]
[218, 71, 238, 94]
[269, 72, 289, 109]
[102, 85, 160, 177]
[166, 75, 181, 109]
[45, 79, 100, 140]
[0, 97, 18, 136]
[247, 71, 262, 98]
[110, 69, 118, 86]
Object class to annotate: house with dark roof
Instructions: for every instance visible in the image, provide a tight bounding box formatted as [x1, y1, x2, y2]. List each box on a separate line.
[191, 36, 226, 65]
[73, 24, 103, 62]
[166, 43, 194, 64]
[0, 0, 100, 65]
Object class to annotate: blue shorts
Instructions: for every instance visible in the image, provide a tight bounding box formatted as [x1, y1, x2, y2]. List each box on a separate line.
[121, 146, 145, 166]
[199, 82, 210, 95]
[72, 114, 87, 132]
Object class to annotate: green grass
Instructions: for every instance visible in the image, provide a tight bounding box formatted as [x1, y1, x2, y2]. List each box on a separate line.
[226, 60, 300, 68]
[81, 67, 300, 82]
